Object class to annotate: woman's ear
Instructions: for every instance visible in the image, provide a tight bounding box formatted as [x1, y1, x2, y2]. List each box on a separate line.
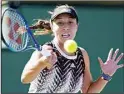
[75, 22, 79, 32]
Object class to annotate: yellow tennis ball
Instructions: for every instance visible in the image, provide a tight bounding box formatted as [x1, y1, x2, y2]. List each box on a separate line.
[64, 40, 78, 53]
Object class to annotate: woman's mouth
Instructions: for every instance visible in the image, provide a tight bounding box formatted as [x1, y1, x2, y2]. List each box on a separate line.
[62, 34, 70, 38]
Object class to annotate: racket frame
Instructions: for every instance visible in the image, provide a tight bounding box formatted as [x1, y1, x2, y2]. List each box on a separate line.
[1, 8, 41, 52]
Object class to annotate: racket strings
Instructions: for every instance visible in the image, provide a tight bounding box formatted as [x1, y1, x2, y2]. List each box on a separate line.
[10, 10, 26, 49]
[2, 9, 29, 51]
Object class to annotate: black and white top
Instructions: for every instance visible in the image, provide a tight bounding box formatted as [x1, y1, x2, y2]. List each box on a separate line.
[28, 40, 85, 93]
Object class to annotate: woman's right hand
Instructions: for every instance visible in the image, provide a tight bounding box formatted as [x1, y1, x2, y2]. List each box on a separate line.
[40, 45, 57, 69]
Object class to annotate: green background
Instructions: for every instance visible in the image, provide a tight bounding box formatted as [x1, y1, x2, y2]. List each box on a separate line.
[2, 3, 124, 93]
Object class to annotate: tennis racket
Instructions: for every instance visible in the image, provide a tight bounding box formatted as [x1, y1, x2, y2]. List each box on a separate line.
[2, 8, 51, 56]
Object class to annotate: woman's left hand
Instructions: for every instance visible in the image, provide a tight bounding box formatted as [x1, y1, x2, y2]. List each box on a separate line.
[98, 48, 124, 76]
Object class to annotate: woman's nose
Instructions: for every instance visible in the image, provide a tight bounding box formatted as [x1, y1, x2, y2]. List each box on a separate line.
[63, 25, 69, 31]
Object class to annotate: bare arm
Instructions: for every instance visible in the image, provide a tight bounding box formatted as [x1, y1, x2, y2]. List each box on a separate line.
[81, 48, 108, 93]
[21, 50, 51, 84]
[81, 48, 124, 93]
[80, 48, 93, 93]
[21, 45, 57, 84]
[87, 77, 108, 93]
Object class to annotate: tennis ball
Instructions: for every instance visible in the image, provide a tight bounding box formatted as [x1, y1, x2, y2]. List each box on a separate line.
[64, 40, 78, 53]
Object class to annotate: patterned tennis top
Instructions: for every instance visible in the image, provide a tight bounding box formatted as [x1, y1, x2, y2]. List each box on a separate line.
[28, 40, 85, 93]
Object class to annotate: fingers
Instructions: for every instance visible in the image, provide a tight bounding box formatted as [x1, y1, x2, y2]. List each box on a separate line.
[107, 48, 123, 62]
[107, 48, 113, 61]
[41, 45, 54, 56]
[112, 49, 119, 61]
[42, 45, 53, 50]
[115, 53, 124, 64]
[98, 57, 104, 66]
[117, 64, 124, 69]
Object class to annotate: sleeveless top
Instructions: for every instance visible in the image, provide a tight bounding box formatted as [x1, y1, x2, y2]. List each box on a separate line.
[28, 40, 85, 93]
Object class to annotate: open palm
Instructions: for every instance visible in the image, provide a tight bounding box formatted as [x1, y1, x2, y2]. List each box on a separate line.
[98, 48, 124, 76]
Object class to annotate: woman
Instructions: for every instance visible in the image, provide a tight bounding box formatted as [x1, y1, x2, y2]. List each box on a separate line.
[21, 5, 124, 93]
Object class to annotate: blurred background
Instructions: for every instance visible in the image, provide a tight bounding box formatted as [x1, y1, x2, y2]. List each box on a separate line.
[1, 1, 124, 93]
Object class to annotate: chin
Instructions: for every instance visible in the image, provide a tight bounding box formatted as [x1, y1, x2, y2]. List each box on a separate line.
[63, 38, 74, 42]
[67, 37, 74, 40]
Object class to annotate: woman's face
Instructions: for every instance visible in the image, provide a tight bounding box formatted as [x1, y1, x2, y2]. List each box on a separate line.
[51, 13, 78, 44]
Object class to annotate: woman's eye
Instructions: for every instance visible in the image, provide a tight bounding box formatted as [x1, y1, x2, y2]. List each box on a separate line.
[57, 22, 64, 25]
[68, 21, 73, 24]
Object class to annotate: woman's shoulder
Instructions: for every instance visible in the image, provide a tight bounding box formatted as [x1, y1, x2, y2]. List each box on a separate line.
[78, 47, 90, 66]
[78, 47, 88, 55]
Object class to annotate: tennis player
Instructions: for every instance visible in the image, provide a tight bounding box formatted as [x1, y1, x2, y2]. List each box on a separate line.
[21, 5, 124, 93]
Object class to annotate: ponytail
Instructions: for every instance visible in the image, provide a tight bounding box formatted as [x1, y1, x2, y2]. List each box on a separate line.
[30, 19, 52, 35]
